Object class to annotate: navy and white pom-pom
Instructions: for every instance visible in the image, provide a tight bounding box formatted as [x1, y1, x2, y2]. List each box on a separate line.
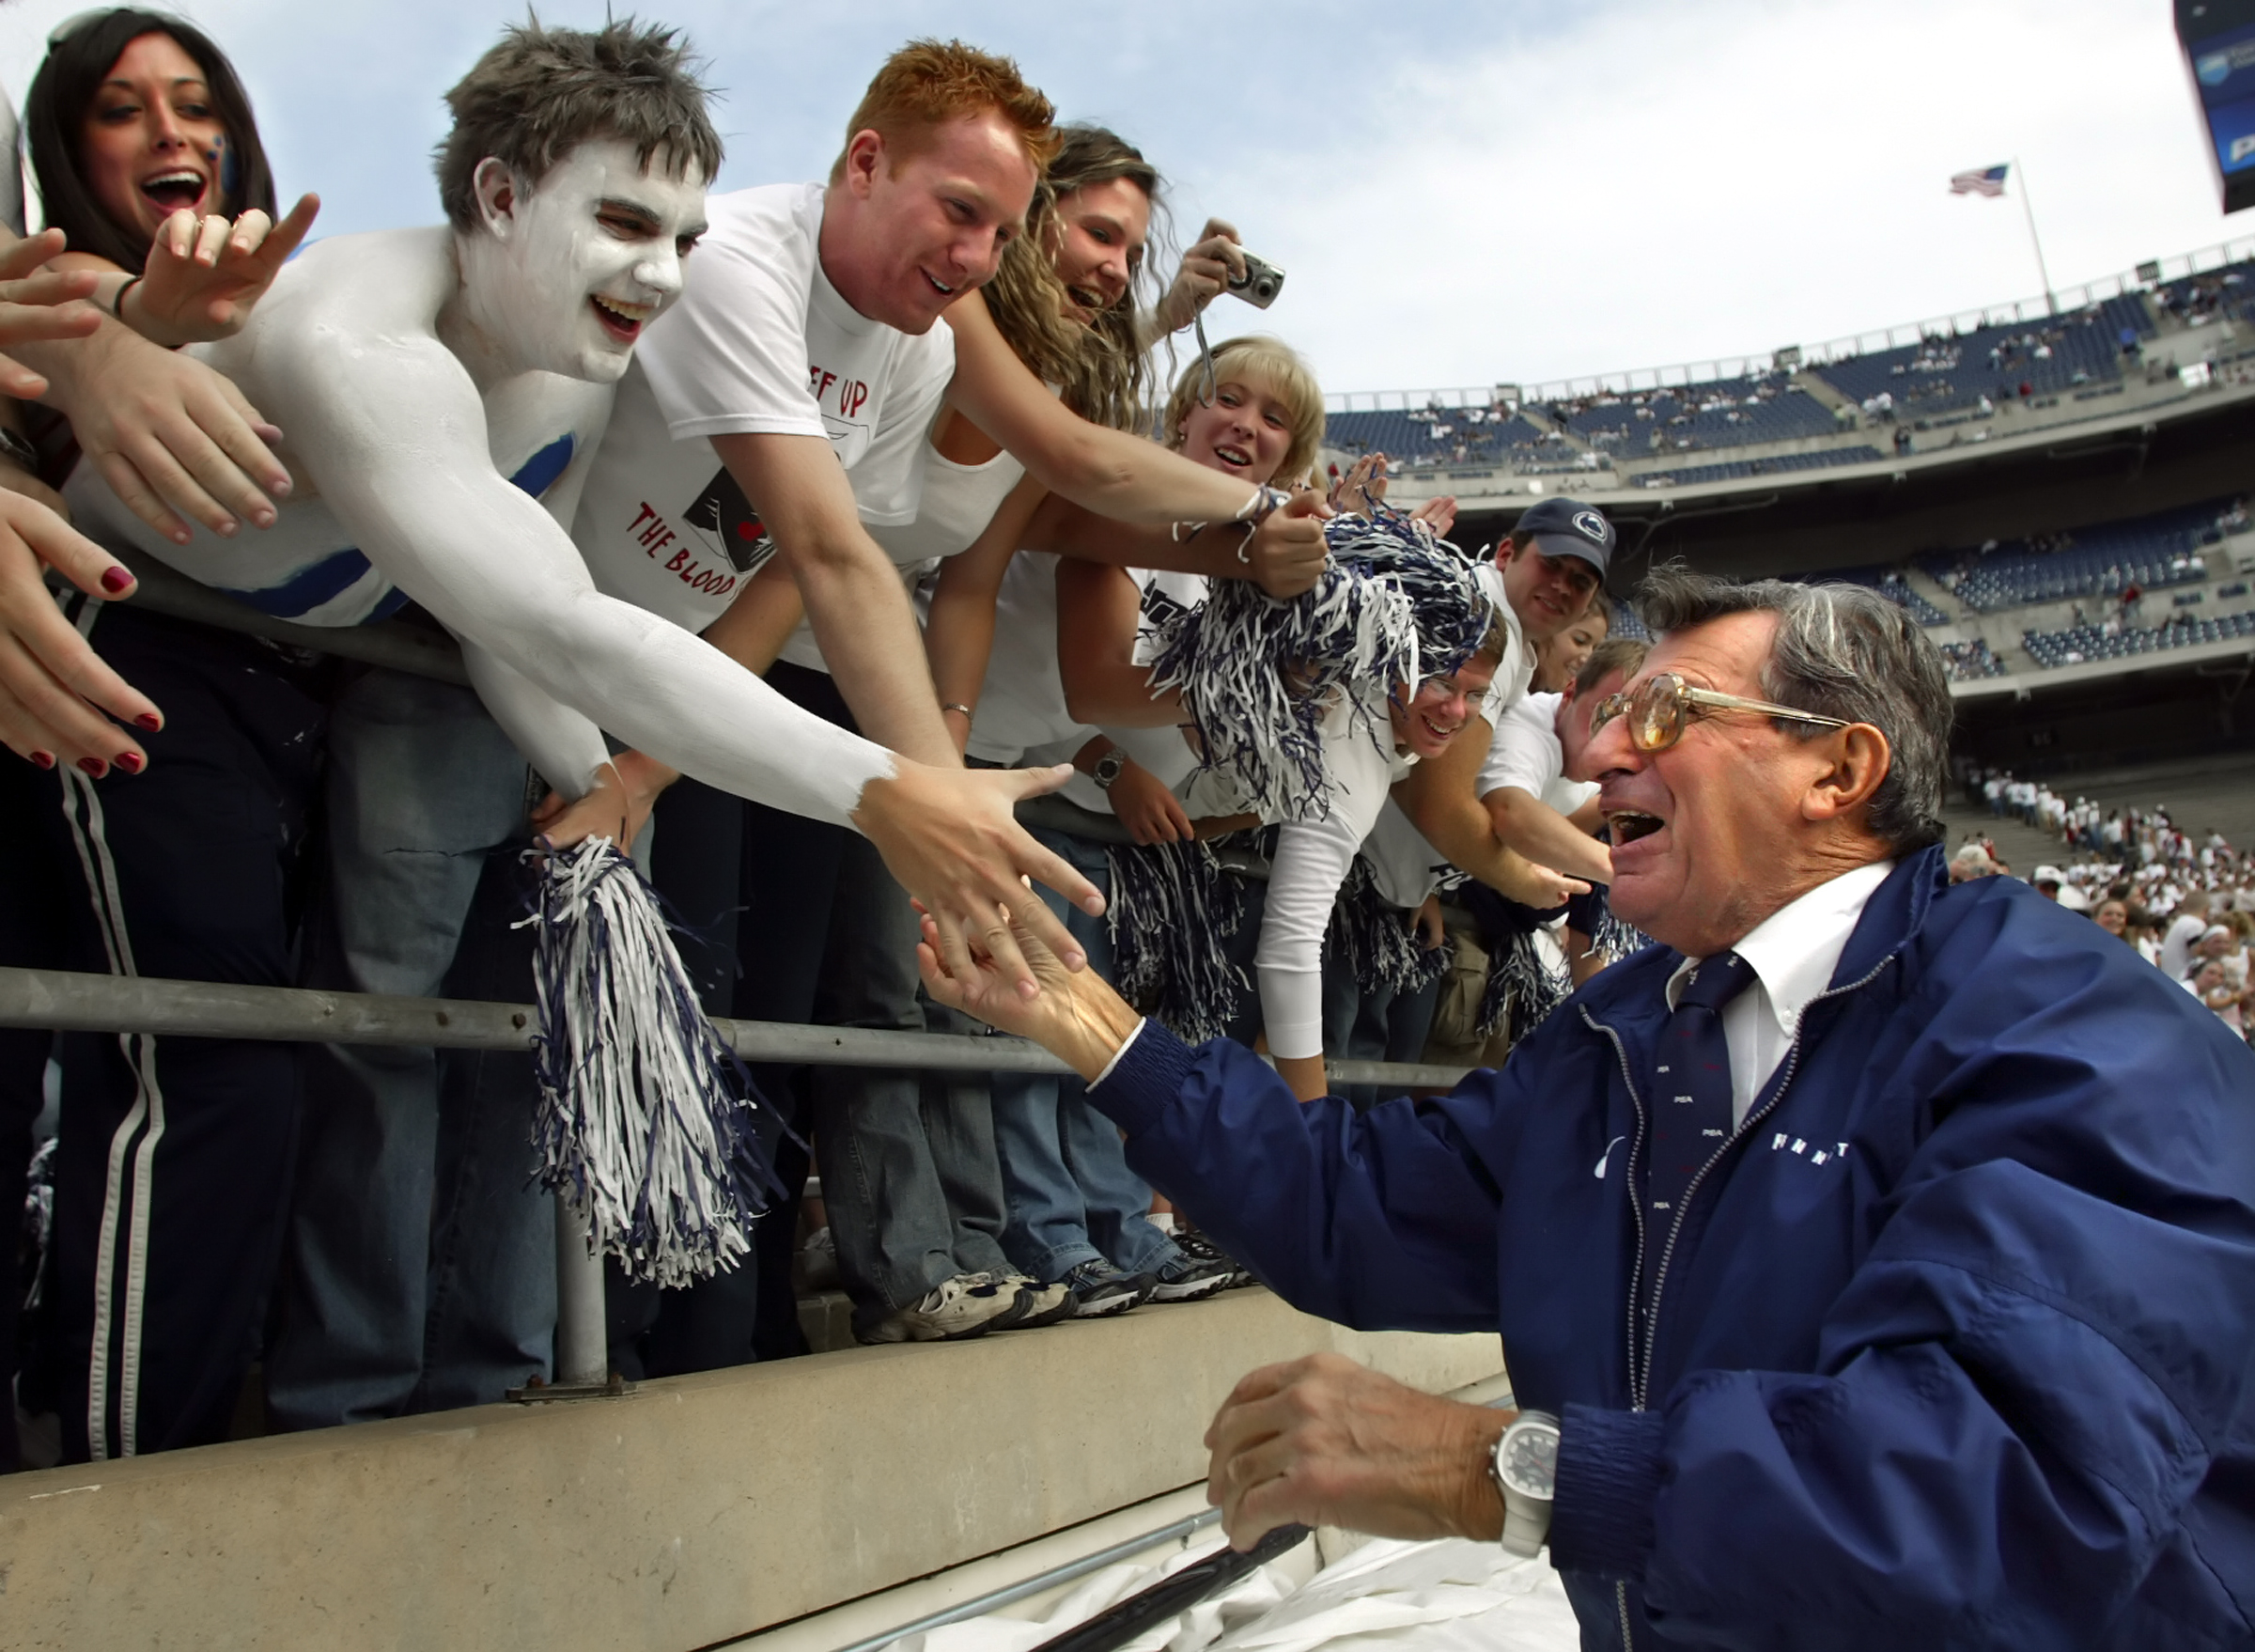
[1586, 906, 1655, 967]
[526, 838, 783, 1287]
[1143, 506, 1490, 823]
[1476, 926, 1570, 1044]
[1326, 860, 1453, 998]
[1105, 837, 1252, 1044]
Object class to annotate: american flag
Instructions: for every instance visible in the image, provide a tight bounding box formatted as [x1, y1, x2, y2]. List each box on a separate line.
[1951, 164, 2010, 197]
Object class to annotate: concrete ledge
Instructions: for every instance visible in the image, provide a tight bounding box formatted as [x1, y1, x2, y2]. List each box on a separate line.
[0, 1290, 1501, 1652]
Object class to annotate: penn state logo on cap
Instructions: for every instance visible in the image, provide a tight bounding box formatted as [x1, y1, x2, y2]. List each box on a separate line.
[1516, 496, 1614, 577]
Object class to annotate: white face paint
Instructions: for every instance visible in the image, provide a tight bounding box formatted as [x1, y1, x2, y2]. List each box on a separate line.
[457, 137, 708, 383]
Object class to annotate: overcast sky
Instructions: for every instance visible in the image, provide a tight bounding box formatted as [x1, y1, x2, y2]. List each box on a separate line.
[6, 0, 2249, 397]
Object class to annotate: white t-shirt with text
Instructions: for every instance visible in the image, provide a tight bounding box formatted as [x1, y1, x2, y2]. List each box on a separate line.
[572, 180, 954, 660]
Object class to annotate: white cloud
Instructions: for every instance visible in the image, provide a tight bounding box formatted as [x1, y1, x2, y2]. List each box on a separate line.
[1189, 0, 2247, 392]
[3, 0, 2245, 400]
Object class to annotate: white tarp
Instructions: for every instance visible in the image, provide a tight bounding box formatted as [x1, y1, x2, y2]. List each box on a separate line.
[887, 1535, 1580, 1652]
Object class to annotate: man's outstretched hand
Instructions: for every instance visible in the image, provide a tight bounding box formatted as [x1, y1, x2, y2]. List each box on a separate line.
[1205, 1353, 1512, 1551]
[858, 759, 1116, 1002]
[913, 896, 1143, 1080]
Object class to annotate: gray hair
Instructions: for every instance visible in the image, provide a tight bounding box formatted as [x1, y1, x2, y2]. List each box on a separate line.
[1633, 567, 1952, 853]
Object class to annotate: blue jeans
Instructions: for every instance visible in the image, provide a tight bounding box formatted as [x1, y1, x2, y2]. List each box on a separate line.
[265, 665, 552, 1429]
[1322, 935, 1444, 1112]
[990, 824, 1178, 1283]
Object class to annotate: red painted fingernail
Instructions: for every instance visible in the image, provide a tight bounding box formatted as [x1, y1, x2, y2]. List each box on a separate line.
[135, 712, 162, 732]
[101, 566, 134, 594]
[28, 750, 54, 770]
[114, 752, 144, 774]
[77, 756, 106, 777]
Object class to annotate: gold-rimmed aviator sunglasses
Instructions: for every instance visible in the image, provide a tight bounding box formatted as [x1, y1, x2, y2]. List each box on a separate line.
[1590, 672, 1854, 754]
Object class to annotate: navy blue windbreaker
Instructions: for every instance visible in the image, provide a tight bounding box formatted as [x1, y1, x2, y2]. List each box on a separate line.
[1088, 848, 2255, 1649]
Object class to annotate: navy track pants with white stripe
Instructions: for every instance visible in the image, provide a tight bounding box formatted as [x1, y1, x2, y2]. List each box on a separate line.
[40, 603, 327, 1460]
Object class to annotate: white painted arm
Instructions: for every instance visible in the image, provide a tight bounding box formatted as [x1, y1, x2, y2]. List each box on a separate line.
[458, 639, 612, 803]
[264, 311, 889, 825]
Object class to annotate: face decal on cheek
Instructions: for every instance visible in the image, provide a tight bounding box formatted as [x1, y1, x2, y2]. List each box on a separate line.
[461, 138, 708, 383]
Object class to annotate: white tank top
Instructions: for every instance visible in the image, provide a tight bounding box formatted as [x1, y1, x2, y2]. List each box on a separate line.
[965, 550, 1075, 761]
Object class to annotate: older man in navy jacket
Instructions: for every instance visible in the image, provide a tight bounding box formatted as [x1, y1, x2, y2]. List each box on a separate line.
[924, 569, 2255, 1651]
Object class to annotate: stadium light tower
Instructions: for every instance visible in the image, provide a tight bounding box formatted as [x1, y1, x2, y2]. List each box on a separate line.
[2176, 0, 2255, 214]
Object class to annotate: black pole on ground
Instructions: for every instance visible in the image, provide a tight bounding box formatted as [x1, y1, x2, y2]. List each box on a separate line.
[1025, 1524, 1314, 1652]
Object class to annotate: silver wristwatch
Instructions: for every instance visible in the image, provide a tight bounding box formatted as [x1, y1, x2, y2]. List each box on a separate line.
[1491, 1410, 1561, 1558]
[1091, 746, 1128, 790]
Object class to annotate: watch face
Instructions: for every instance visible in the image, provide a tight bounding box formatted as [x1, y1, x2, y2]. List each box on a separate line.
[1499, 1423, 1559, 1501]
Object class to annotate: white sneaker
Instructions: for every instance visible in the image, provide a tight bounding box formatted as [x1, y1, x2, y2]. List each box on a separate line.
[993, 1272, 1075, 1329]
[857, 1272, 1031, 1344]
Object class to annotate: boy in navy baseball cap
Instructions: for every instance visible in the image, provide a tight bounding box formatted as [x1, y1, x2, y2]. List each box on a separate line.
[1512, 495, 1614, 578]
[1474, 497, 1611, 691]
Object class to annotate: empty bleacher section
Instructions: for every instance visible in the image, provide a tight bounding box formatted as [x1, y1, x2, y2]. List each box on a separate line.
[1921, 494, 2247, 613]
[1634, 444, 1884, 490]
[1550, 372, 1840, 457]
[1810, 306, 2134, 420]
[2021, 606, 2255, 669]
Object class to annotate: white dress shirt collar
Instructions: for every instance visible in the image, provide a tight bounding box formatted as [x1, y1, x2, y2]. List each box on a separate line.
[1665, 858, 1897, 1125]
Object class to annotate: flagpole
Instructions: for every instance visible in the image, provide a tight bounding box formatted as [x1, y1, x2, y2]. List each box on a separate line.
[2014, 156, 2057, 317]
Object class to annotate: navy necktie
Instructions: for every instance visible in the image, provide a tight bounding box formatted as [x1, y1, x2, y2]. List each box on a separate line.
[1645, 951, 1756, 1237]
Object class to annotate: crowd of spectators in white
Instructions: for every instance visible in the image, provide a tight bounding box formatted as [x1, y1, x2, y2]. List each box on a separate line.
[1960, 770, 2254, 1038]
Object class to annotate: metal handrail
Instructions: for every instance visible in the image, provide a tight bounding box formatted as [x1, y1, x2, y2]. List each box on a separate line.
[0, 967, 1478, 1090]
[109, 546, 472, 684]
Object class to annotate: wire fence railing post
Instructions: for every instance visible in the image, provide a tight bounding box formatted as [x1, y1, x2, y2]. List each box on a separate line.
[552, 1200, 608, 1389]
[0, 965, 1478, 1392]
[0, 967, 1476, 1087]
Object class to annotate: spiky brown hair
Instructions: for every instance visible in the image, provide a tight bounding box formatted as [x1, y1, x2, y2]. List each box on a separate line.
[436, 17, 722, 233]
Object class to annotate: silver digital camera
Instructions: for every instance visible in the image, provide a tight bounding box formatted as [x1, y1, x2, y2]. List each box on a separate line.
[1228, 252, 1285, 308]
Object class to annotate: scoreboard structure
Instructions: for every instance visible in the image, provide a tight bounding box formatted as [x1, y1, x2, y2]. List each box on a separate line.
[2179, 0, 2255, 213]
